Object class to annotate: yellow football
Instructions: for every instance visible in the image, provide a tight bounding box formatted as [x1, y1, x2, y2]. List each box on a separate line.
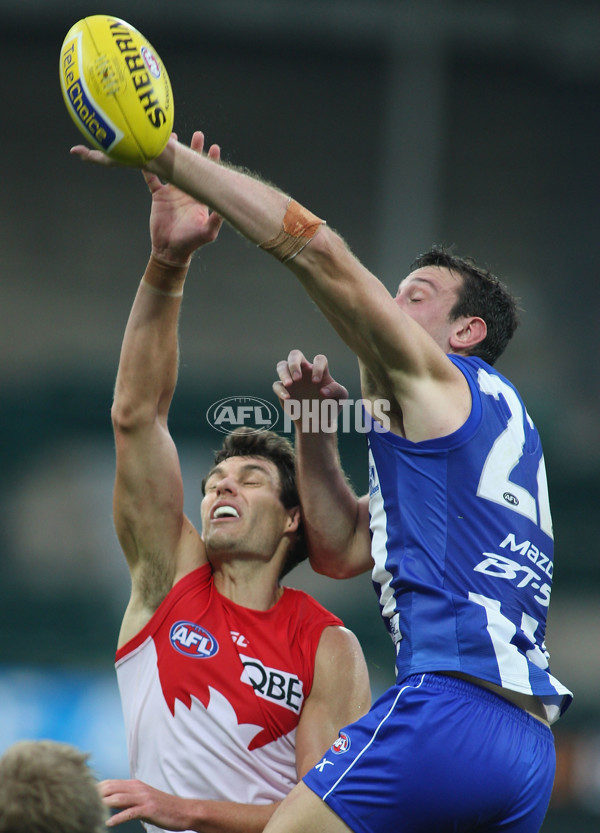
[59, 15, 174, 165]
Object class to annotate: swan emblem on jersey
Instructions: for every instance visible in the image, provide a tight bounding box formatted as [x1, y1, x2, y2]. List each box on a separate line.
[159, 619, 303, 751]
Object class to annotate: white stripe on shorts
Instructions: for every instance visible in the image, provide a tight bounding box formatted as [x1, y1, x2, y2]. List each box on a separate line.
[322, 674, 426, 802]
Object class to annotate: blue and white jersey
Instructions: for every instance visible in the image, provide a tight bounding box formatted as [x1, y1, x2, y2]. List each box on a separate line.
[368, 355, 572, 723]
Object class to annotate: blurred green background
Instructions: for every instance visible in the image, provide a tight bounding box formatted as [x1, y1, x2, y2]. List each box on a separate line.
[1, 1, 599, 829]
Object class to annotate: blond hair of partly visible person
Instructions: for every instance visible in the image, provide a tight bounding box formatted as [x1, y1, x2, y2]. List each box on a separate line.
[0, 739, 108, 833]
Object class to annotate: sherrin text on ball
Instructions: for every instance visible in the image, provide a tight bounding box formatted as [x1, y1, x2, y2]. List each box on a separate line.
[59, 15, 174, 164]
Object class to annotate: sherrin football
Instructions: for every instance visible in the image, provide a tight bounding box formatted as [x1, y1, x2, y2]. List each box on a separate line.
[59, 15, 174, 164]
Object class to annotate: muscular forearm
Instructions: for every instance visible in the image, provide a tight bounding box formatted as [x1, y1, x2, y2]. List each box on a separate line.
[148, 140, 391, 372]
[149, 140, 288, 247]
[102, 781, 280, 833]
[184, 799, 279, 833]
[295, 427, 372, 578]
[112, 255, 187, 429]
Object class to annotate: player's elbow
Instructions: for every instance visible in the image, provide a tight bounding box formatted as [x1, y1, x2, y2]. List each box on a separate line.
[309, 549, 370, 580]
[293, 224, 347, 276]
[111, 396, 156, 435]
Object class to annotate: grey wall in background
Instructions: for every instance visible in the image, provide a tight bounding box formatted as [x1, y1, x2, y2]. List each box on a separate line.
[1, 3, 599, 825]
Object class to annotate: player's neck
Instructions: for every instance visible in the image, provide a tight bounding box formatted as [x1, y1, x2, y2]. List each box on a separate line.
[213, 562, 283, 611]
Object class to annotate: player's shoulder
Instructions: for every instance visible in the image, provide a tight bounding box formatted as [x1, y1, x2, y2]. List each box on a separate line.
[310, 625, 371, 708]
[280, 585, 343, 624]
[451, 353, 519, 392]
[117, 563, 212, 654]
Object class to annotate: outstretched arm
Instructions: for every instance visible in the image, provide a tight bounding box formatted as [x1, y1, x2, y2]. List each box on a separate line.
[100, 780, 280, 833]
[73, 133, 468, 441]
[274, 350, 372, 579]
[112, 133, 223, 645]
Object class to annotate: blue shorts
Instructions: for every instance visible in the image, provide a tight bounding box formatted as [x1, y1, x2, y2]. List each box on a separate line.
[303, 673, 555, 833]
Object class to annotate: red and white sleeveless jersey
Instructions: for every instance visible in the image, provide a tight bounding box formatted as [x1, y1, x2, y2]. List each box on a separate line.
[115, 564, 342, 830]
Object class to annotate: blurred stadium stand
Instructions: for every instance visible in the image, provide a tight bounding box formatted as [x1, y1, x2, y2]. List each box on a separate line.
[1, 2, 599, 829]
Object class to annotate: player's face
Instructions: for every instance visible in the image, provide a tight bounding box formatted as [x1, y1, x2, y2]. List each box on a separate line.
[394, 266, 463, 350]
[200, 456, 296, 563]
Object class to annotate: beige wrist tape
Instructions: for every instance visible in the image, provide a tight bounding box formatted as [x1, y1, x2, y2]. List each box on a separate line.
[141, 280, 184, 298]
[259, 198, 325, 262]
[141, 253, 188, 297]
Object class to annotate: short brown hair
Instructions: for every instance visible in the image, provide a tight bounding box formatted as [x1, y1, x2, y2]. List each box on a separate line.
[202, 427, 306, 577]
[0, 740, 108, 833]
[411, 246, 520, 365]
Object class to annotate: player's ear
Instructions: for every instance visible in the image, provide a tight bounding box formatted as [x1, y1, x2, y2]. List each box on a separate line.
[285, 505, 301, 534]
[450, 316, 487, 352]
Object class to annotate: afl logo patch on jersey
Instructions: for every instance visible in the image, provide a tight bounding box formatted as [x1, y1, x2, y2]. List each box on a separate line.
[331, 731, 351, 754]
[503, 491, 519, 506]
[170, 621, 219, 658]
[368, 463, 380, 497]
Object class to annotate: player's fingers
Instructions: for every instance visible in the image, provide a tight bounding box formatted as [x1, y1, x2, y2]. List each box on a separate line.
[321, 381, 349, 401]
[312, 353, 332, 384]
[190, 131, 205, 153]
[102, 793, 129, 808]
[208, 143, 221, 162]
[275, 360, 294, 387]
[97, 779, 124, 798]
[286, 348, 309, 381]
[98, 779, 144, 799]
[206, 211, 224, 238]
[70, 145, 115, 166]
[272, 380, 290, 401]
[142, 170, 162, 193]
[105, 806, 142, 827]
